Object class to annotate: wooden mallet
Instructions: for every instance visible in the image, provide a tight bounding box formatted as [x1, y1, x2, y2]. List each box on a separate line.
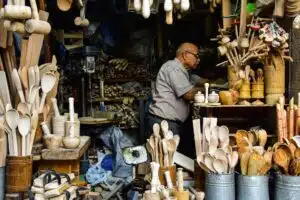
[25, 0, 51, 34]
[74, 0, 89, 27]
[4, 0, 31, 20]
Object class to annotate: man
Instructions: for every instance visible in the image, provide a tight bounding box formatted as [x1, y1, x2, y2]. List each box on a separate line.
[147, 42, 205, 136]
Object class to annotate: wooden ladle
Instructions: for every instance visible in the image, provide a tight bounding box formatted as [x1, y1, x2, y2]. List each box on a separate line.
[39, 72, 56, 113]
[5, 109, 20, 156]
[17, 114, 31, 156]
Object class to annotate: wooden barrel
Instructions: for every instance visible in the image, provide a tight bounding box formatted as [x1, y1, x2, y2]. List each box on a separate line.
[239, 83, 251, 99]
[159, 166, 176, 186]
[6, 156, 32, 193]
[252, 83, 264, 99]
[264, 54, 285, 94]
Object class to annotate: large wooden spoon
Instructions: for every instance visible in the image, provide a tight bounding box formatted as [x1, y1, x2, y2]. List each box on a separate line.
[5, 109, 20, 156]
[39, 72, 56, 113]
[17, 114, 31, 156]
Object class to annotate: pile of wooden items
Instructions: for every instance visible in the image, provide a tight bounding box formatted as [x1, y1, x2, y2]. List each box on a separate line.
[215, 15, 292, 105]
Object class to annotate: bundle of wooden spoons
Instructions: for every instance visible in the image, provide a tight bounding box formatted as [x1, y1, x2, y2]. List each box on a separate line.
[146, 121, 180, 167]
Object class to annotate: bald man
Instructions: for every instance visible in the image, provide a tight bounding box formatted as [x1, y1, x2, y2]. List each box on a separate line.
[147, 43, 203, 136]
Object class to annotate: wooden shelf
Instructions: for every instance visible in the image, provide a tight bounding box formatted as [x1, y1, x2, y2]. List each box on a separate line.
[89, 96, 148, 103]
[193, 104, 275, 108]
[104, 78, 152, 83]
[41, 136, 90, 160]
[79, 117, 119, 125]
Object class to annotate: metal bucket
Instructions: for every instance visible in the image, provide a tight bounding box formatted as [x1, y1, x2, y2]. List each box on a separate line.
[236, 174, 269, 200]
[205, 173, 235, 200]
[275, 173, 300, 200]
[0, 167, 5, 200]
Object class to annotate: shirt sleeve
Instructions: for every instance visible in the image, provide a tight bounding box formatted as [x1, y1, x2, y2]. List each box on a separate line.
[169, 69, 194, 98]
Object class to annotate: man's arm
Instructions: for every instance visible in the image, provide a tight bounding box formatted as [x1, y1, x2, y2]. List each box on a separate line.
[183, 87, 201, 101]
[190, 74, 209, 87]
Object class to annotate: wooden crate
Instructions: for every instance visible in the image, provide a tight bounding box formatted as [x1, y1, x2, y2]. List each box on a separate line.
[38, 159, 80, 180]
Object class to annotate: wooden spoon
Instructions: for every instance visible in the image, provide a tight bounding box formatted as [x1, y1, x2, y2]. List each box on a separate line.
[247, 152, 265, 176]
[11, 68, 25, 103]
[258, 129, 268, 147]
[5, 109, 20, 156]
[39, 72, 56, 113]
[146, 140, 155, 161]
[167, 139, 176, 166]
[209, 134, 218, 154]
[17, 103, 30, 115]
[161, 120, 169, 138]
[17, 114, 31, 156]
[213, 159, 227, 174]
[153, 123, 160, 163]
[162, 138, 169, 167]
[274, 146, 293, 174]
[294, 148, 300, 159]
[28, 110, 38, 154]
[214, 148, 227, 162]
[289, 158, 300, 176]
[229, 151, 238, 173]
[240, 151, 251, 175]
[204, 154, 216, 173]
[0, 98, 5, 114]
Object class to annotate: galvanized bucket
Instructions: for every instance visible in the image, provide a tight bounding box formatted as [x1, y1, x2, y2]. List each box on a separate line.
[0, 167, 5, 200]
[236, 174, 269, 200]
[275, 173, 300, 200]
[205, 173, 235, 200]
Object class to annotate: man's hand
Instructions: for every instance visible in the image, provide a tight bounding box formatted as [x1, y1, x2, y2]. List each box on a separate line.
[183, 87, 201, 101]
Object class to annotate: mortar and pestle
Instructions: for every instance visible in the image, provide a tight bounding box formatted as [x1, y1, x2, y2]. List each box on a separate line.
[62, 97, 80, 149]
[25, 0, 51, 34]
[41, 122, 62, 150]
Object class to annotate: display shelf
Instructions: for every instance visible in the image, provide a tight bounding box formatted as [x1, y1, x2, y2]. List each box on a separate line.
[193, 104, 275, 108]
[89, 96, 148, 103]
[79, 117, 120, 125]
[41, 136, 90, 160]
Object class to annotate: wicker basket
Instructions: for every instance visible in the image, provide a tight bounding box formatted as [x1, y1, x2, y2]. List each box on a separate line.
[252, 83, 264, 99]
[264, 54, 285, 94]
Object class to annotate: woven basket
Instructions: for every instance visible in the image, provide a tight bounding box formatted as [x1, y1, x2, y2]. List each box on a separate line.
[264, 54, 285, 94]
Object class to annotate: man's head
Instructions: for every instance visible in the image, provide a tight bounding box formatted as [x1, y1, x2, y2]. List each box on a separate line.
[176, 42, 200, 70]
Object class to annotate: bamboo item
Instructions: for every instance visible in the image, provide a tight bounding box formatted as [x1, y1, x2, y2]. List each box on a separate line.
[251, 83, 264, 99]
[264, 54, 285, 94]
[288, 98, 295, 139]
[222, 0, 232, 29]
[239, 83, 251, 99]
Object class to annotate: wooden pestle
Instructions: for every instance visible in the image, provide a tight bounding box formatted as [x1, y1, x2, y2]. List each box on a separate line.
[25, 0, 51, 34]
[74, 16, 89, 27]
[4, 0, 31, 20]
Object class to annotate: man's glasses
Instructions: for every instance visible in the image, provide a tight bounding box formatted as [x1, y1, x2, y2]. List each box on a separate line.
[185, 51, 200, 60]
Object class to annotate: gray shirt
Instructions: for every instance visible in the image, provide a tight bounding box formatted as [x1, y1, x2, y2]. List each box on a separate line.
[149, 58, 194, 122]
